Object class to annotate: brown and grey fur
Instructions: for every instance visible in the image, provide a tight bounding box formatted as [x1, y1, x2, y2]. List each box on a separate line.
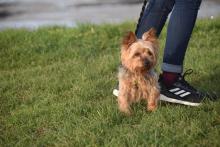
[118, 28, 160, 115]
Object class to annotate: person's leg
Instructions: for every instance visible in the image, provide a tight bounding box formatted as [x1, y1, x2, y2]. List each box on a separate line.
[136, 0, 175, 38]
[158, 0, 216, 106]
[162, 0, 202, 75]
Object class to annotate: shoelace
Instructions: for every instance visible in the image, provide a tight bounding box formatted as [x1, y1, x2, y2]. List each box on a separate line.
[180, 69, 217, 99]
[178, 69, 197, 92]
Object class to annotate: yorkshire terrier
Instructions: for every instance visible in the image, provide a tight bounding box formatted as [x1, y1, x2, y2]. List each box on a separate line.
[118, 28, 160, 115]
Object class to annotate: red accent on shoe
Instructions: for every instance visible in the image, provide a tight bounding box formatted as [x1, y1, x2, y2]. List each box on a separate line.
[162, 71, 179, 87]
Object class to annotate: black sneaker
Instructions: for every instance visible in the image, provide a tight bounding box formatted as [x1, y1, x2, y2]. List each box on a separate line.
[159, 69, 217, 106]
[113, 69, 217, 106]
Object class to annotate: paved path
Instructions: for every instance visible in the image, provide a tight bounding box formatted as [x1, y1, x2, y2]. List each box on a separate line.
[0, 0, 220, 29]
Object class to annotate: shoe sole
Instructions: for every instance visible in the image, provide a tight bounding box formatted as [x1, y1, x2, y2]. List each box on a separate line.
[113, 89, 119, 97]
[159, 94, 200, 106]
[113, 89, 200, 107]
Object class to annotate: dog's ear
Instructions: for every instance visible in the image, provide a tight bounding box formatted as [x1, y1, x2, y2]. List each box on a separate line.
[142, 28, 157, 43]
[121, 31, 137, 50]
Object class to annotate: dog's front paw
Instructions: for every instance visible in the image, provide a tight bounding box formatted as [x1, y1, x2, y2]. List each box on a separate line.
[119, 107, 132, 116]
[147, 104, 157, 112]
[119, 103, 132, 116]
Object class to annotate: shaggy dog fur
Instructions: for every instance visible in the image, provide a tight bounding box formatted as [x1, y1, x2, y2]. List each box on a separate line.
[118, 28, 160, 115]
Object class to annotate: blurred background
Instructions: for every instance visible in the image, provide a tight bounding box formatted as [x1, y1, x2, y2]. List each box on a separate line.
[0, 0, 220, 30]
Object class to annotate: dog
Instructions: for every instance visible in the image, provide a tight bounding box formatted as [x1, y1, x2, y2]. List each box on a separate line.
[118, 28, 160, 115]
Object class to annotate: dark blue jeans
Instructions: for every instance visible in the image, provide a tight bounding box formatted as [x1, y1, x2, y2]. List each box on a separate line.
[136, 0, 202, 73]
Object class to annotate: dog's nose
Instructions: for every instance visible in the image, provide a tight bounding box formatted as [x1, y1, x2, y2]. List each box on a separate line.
[144, 59, 150, 67]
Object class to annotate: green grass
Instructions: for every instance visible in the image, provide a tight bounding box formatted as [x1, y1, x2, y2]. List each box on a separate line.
[0, 19, 220, 146]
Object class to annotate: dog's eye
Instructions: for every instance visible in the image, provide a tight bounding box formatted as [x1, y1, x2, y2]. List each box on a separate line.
[134, 52, 140, 57]
[148, 51, 153, 56]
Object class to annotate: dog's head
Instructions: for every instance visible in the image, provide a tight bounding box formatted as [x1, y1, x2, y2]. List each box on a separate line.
[121, 28, 159, 73]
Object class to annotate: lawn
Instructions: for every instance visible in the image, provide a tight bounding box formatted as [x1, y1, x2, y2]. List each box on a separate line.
[0, 19, 220, 146]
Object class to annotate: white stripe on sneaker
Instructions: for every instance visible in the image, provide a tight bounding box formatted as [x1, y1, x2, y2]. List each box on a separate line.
[174, 90, 185, 95]
[169, 88, 180, 92]
[180, 92, 191, 97]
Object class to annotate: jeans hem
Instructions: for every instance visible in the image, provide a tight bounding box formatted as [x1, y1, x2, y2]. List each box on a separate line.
[161, 63, 183, 73]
